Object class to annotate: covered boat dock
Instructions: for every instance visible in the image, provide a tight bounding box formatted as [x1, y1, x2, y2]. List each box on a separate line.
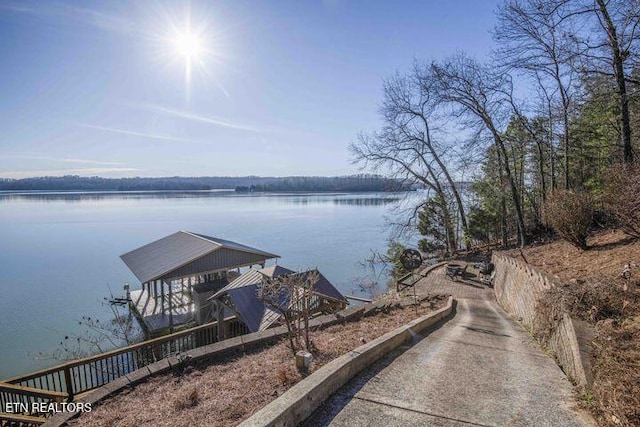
[120, 231, 279, 336]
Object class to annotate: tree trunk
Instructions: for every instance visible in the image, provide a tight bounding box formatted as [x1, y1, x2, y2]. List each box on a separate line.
[414, 122, 469, 251]
[440, 193, 457, 255]
[536, 138, 547, 203]
[283, 312, 296, 354]
[596, 0, 633, 163]
[496, 149, 509, 247]
[548, 104, 557, 191]
[303, 290, 310, 351]
[425, 162, 458, 255]
[491, 126, 527, 247]
[426, 141, 470, 248]
[563, 108, 571, 189]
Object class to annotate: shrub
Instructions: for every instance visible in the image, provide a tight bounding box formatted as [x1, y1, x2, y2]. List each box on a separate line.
[602, 164, 640, 238]
[174, 387, 199, 410]
[386, 241, 408, 278]
[543, 190, 594, 250]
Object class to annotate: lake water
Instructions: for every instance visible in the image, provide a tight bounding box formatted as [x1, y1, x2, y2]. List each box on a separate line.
[0, 191, 401, 379]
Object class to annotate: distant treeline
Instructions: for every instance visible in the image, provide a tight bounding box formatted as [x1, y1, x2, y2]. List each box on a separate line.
[235, 175, 410, 192]
[0, 174, 410, 192]
[0, 176, 266, 191]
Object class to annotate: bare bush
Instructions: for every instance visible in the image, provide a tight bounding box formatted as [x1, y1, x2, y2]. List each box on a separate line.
[258, 270, 319, 354]
[540, 280, 639, 326]
[39, 289, 143, 363]
[603, 164, 640, 239]
[174, 387, 199, 410]
[276, 366, 297, 386]
[534, 279, 640, 426]
[543, 190, 594, 250]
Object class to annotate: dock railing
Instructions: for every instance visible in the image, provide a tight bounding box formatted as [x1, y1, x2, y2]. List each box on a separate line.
[0, 382, 67, 425]
[0, 316, 247, 420]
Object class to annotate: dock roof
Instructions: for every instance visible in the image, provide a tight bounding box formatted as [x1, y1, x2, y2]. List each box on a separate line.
[120, 231, 279, 284]
[212, 266, 293, 332]
[210, 265, 347, 333]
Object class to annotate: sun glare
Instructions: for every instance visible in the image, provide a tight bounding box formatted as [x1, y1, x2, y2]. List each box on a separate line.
[165, 23, 209, 102]
[152, 3, 226, 102]
[173, 31, 203, 59]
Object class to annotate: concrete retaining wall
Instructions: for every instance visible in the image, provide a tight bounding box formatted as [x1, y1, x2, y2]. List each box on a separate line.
[44, 298, 449, 427]
[492, 253, 592, 388]
[239, 296, 454, 427]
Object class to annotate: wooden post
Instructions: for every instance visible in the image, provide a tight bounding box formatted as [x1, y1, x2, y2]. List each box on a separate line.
[168, 281, 174, 333]
[63, 366, 74, 402]
[216, 302, 225, 341]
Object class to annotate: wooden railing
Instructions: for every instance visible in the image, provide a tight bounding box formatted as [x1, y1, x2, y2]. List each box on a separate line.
[1, 317, 248, 406]
[0, 383, 67, 426]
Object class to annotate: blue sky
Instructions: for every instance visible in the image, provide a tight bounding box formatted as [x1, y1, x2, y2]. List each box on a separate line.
[0, 0, 500, 178]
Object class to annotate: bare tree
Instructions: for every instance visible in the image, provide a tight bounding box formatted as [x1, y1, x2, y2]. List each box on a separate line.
[494, 0, 578, 188]
[39, 291, 142, 362]
[258, 270, 319, 354]
[592, 0, 639, 163]
[430, 54, 528, 247]
[350, 69, 468, 253]
[567, 0, 640, 163]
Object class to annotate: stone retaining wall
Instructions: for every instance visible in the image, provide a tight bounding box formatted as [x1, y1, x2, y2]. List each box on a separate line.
[492, 253, 592, 388]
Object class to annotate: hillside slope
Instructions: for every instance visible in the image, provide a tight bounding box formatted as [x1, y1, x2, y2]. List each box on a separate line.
[506, 230, 640, 283]
[505, 230, 640, 427]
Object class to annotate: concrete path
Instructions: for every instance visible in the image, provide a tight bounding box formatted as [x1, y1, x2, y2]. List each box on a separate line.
[304, 266, 594, 427]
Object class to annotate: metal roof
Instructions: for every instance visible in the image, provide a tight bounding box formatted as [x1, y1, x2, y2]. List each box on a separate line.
[212, 266, 293, 332]
[209, 265, 347, 333]
[226, 286, 280, 332]
[297, 269, 348, 303]
[190, 233, 279, 259]
[210, 265, 294, 300]
[120, 231, 279, 284]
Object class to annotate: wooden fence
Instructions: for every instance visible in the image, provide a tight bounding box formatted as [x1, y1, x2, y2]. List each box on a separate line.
[0, 317, 248, 423]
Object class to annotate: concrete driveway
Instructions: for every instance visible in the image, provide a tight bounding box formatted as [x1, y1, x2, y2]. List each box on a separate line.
[304, 266, 594, 427]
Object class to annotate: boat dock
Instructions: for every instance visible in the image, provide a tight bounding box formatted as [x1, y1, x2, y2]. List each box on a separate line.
[129, 286, 194, 334]
[120, 231, 280, 336]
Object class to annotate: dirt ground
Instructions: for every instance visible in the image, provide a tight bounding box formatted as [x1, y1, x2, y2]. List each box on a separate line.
[506, 230, 640, 427]
[70, 296, 447, 427]
[505, 229, 640, 283]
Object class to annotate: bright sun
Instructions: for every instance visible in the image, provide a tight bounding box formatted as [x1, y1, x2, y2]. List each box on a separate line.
[165, 24, 209, 101]
[155, 4, 224, 101]
[172, 31, 203, 59]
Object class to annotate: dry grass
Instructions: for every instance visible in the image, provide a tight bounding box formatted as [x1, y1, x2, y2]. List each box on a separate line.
[506, 230, 640, 283]
[506, 230, 640, 426]
[591, 318, 640, 427]
[71, 297, 446, 427]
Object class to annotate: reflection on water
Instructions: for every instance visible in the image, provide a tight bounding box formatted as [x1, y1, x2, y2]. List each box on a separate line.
[0, 190, 235, 202]
[291, 196, 402, 206]
[0, 191, 401, 379]
[0, 190, 403, 206]
[330, 197, 400, 206]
